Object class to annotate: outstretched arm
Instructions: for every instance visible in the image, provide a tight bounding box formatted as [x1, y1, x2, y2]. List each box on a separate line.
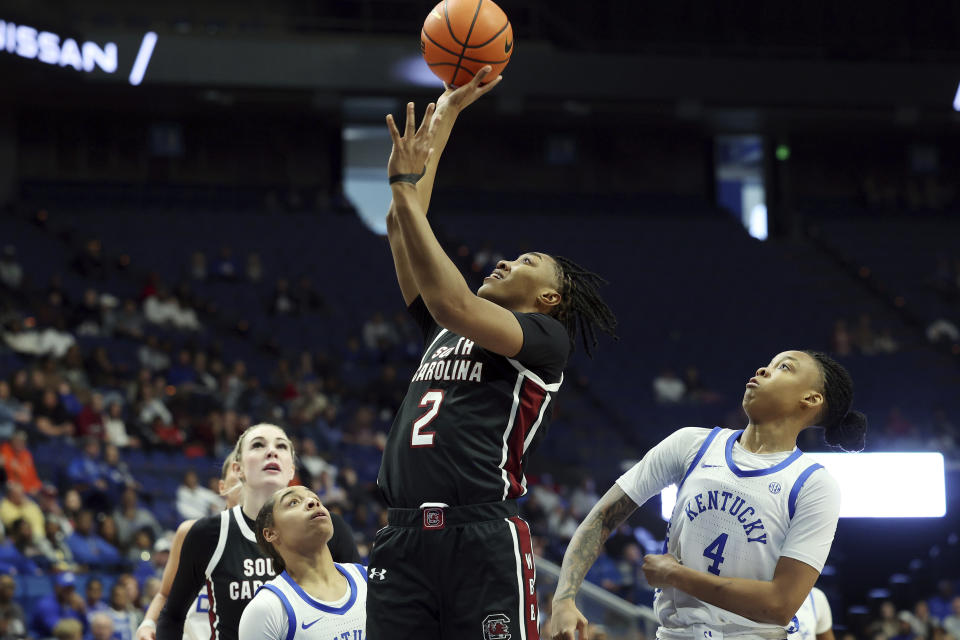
[137, 520, 195, 640]
[387, 69, 501, 306]
[549, 485, 639, 640]
[386, 71, 530, 358]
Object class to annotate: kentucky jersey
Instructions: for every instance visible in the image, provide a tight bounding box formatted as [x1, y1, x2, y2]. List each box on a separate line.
[378, 297, 568, 507]
[184, 591, 211, 640]
[238, 563, 367, 640]
[204, 505, 278, 640]
[787, 588, 832, 640]
[617, 427, 841, 640]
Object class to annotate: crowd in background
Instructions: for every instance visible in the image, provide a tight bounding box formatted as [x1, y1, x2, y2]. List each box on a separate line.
[0, 215, 958, 640]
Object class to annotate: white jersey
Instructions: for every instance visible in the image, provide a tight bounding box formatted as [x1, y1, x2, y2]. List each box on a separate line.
[184, 590, 211, 640]
[617, 427, 841, 640]
[237, 563, 367, 640]
[787, 588, 832, 640]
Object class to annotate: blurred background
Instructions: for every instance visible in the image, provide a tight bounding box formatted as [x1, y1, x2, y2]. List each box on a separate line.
[0, 1, 959, 639]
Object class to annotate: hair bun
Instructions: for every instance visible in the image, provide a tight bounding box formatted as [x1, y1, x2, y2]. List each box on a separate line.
[825, 410, 868, 452]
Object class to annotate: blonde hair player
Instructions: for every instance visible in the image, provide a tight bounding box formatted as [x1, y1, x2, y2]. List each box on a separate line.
[155, 424, 359, 640]
[136, 446, 243, 640]
[550, 351, 866, 640]
[238, 486, 367, 640]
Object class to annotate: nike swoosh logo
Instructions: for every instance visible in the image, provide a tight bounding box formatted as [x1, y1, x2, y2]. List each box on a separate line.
[504, 39, 513, 54]
[301, 618, 323, 630]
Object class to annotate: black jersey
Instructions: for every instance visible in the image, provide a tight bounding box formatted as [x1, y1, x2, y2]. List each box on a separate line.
[378, 297, 569, 508]
[156, 505, 359, 640]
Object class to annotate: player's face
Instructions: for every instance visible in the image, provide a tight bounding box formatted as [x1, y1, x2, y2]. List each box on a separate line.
[741, 350, 824, 423]
[269, 486, 333, 548]
[477, 252, 560, 310]
[238, 424, 295, 491]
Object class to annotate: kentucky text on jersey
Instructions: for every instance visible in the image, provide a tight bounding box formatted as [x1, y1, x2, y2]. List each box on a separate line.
[683, 489, 768, 543]
[409, 338, 483, 383]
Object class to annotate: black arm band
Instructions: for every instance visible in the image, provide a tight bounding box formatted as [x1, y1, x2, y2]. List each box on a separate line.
[389, 166, 427, 185]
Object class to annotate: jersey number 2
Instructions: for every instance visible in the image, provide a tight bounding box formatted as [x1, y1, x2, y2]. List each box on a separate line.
[702, 533, 728, 575]
[411, 390, 444, 447]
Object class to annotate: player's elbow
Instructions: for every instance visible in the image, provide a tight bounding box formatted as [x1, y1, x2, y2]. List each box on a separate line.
[767, 598, 797, 628]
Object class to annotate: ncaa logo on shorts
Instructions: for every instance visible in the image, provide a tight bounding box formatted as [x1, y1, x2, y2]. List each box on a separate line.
[423, 507, 445, 530]
[482, 613, 511, 640]
[768, 481, 782, 495]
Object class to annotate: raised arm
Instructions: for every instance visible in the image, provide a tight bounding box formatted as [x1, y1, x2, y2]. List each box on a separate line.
[549, 485, 639, 640]
[137, 519, 196, 640]
[156, 519, 215, 640]
[386, 68, 502, 307]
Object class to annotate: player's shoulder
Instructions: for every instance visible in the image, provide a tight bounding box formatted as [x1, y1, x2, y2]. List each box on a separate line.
[666, 426, 723, 450]
[797, 458, 840, 492]
[337, 562, 369, 583]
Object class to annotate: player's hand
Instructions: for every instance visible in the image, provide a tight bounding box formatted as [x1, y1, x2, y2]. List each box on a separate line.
[642, 553, 681, 588]
[549, 599, 590, 640]
[135, 623, 156, 640]
[436, 65, 502, 117]
[386, 101, 437, 179]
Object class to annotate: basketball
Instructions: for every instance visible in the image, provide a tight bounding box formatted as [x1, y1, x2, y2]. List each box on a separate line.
[420, 0, 514, 87]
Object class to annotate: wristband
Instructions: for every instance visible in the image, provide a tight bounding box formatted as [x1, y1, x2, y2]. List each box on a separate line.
[389, 165, 427, 185]
[138, 620, 157, 632]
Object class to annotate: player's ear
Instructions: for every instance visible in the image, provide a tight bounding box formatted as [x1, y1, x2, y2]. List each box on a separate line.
[801, 390, 823, 413]
[217, 479, 225, 495]
[538, 289, 561, 311]
[262, 527, 278, 545]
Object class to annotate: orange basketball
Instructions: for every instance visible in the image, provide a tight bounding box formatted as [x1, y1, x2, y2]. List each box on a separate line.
[420, 0, 514, 87]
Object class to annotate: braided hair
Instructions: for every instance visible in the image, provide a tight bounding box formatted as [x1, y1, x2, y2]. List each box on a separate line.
[550, 255, 618, 358]
[804, 351, 868, 452]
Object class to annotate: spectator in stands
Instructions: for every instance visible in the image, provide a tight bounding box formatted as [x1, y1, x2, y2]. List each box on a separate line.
[293, 276, 325, 314]
[927, 316, 960, 344]
[137, 338, 169, 374]
[0, 482, 45, 540]
[106, 582, 138, 640]
[652, 369, 685, 404]
[114, 300, 144, 340]
[135, 385, 174, 437]
[115, 574, 143, 627]
[214, 246, 238, 281]
[126, 528, 154, 566]
[905, 600, 938, 638]
[52, 618, 84, 640]
[188, 251, 207, 282]
[168, 296, 201, 332]
[362, 311, 398, 352]
[73, 238, 107, 281]
[104, 401, 137, 449]
[84, 578, 108, 619]
[66, 438, 111, 511]
[2, 317, 76, 359]
[143, 288, 178, 327]
[61, 347, 91, 392]
[73, 289, 104, 335]
[0, 382, 30, 442]
[37, 517, 78, 572]
[175, 470, 221, 520]
[192, 351, 217, 395]
[102, 444, 137, 502]
[34, 388, 75, 439]
[868, 601, 900, 638]
[245, 252, 263, 283]
[943, 597, 960, 639]
[832, 319, 852, 356]
[873, 327, 899, 354]
[929, 579, 956, 622]
[62, 489, 83, 524]
[569, 478, 600, 520]
[8, 518, 44, 570]
[0, 245, 23, 292]
[0, 525, 39, 575]
[166, 349, 197, 389]
[584, 548, 624, 595]
[853, 314, 877, 355]
[75, 392, 107, 440]
[269, 278, 296, 315]
[30, 572, 87, 638]
[114, 488, 162, 549]
[89, 612, 114, 640]
[65, 510, 122, 569]
[99, 515, 122, 552]
[0, 575, 27, 640]
[0, 431, 41, 494]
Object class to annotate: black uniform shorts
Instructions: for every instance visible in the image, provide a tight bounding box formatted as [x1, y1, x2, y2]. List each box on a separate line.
[366, 500, 539, 640]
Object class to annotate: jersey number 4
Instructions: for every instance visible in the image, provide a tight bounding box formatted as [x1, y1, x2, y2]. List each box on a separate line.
[411, 390, 444, 447]
[702, 533, 728, 575]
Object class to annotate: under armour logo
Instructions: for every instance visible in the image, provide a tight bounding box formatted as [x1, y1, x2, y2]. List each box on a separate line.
[369, 568, 387, 581]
